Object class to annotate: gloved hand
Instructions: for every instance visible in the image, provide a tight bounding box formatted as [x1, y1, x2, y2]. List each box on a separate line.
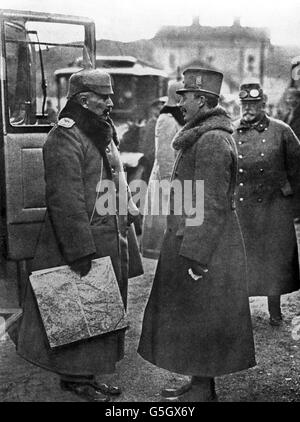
[70, 255, 92, 277]
[186, 259, 208, 280]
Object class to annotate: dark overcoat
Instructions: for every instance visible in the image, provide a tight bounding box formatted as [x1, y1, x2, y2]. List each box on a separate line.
[283, 103, 300, 140]
[138, 108, 256, 377]
[16, 106, 143, 376]
[234, 115, 300, 296]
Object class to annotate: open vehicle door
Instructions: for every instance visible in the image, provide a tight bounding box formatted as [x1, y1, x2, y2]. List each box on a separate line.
[0, 9, 95, 331]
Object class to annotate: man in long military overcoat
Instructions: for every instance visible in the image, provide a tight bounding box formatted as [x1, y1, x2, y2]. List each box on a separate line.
[16, 69, 143, 401]
[234, 83, 300, 326]
[138, 68, 256, 402]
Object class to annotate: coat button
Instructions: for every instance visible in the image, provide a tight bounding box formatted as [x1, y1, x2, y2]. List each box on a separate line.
[258, 183, 263, 188]
[111, 167, 116, 173]
[106, 146, 110, 153]
[239, 182, 244, 187]
[239, 168, 244, 173]
[262, 139, 266, 143]
[239, 197, 244, 202]
[260, 168, 264, 173]
[257, 198, 263, 203]
[260, 153, 265, 157]
[238, 141, 243, 145]
[238, 154, 243, 159]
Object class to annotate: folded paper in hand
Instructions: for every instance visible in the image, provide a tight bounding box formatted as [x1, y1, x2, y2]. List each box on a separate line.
[30, 256, 128, 348]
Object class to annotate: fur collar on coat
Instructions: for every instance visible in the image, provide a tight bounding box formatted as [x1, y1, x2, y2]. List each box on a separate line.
[172, 106, 233, 151]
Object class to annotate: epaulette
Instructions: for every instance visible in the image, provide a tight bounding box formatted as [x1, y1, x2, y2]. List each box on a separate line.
[57, 117, 75, 128]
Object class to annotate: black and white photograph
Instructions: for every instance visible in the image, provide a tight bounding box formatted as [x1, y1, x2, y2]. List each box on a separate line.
[0, 0, 300, 404]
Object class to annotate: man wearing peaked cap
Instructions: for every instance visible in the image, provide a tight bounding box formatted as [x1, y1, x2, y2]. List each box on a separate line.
[16, 68, 143, 401]
[176, 67, 223, 97]
[138, 68, 256, 402]
[234, 82, 300, 327]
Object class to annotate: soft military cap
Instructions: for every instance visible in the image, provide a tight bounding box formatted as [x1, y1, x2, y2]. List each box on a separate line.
[176, 68, 223, 97]
[67, 69, 114, 99]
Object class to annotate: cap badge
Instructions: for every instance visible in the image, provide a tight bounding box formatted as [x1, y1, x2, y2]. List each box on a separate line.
[196, 76, 202, 88]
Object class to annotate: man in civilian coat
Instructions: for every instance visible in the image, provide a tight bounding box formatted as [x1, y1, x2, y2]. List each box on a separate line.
[138, 68, 256, 402]
[234, 83, 300, 326]
[16, 69, 143, 402]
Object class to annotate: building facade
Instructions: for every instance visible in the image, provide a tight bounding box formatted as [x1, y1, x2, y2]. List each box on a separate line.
[151, 17, 271, 88]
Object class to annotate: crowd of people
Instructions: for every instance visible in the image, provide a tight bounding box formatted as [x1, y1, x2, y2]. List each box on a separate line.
[11, 65, 300, 402]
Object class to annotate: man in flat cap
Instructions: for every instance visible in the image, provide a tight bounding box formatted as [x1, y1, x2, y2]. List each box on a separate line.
[234, 82, 300, 326]
[16, 69, 143, 401]
[138, 68, 256, 401]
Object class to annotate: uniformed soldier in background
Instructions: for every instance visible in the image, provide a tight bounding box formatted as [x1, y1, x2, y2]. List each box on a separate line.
[16, 69, 142, 402]
[234, 83, 300, 326]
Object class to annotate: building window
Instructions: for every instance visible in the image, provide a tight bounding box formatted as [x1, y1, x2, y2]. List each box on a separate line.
[169, 53, 176, 69]
[247, 55, 255, 73]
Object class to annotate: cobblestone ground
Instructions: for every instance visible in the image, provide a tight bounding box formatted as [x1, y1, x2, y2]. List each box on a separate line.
[0, 258, 300, 402]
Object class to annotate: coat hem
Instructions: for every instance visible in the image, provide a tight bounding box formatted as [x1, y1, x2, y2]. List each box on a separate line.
[249, 288, 299, 296]
[16, 349, 118, 376]
[138, 351, 256, 378]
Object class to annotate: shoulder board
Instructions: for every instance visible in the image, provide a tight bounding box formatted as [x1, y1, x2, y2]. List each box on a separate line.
[57, 118, 75, 128]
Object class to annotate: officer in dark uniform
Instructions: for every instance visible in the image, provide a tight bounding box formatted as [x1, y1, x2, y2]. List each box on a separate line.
[234, 83, 300, 326]
[16, 69, 142, 401]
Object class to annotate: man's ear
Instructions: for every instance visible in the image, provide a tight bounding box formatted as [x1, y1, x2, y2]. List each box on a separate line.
[261, 94, 268, 110]
[197, 95, 206, 108]
[78, 93, 89, 109]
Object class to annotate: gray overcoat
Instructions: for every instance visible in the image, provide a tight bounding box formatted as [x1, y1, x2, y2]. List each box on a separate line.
[138, 108, 256, 377]
[16, 110, 143, 376]
[234, 115, 300, 296]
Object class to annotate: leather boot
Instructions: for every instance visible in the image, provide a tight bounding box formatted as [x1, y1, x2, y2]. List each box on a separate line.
[161, 378, 192, 398]
[163, 377, 217, 402]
